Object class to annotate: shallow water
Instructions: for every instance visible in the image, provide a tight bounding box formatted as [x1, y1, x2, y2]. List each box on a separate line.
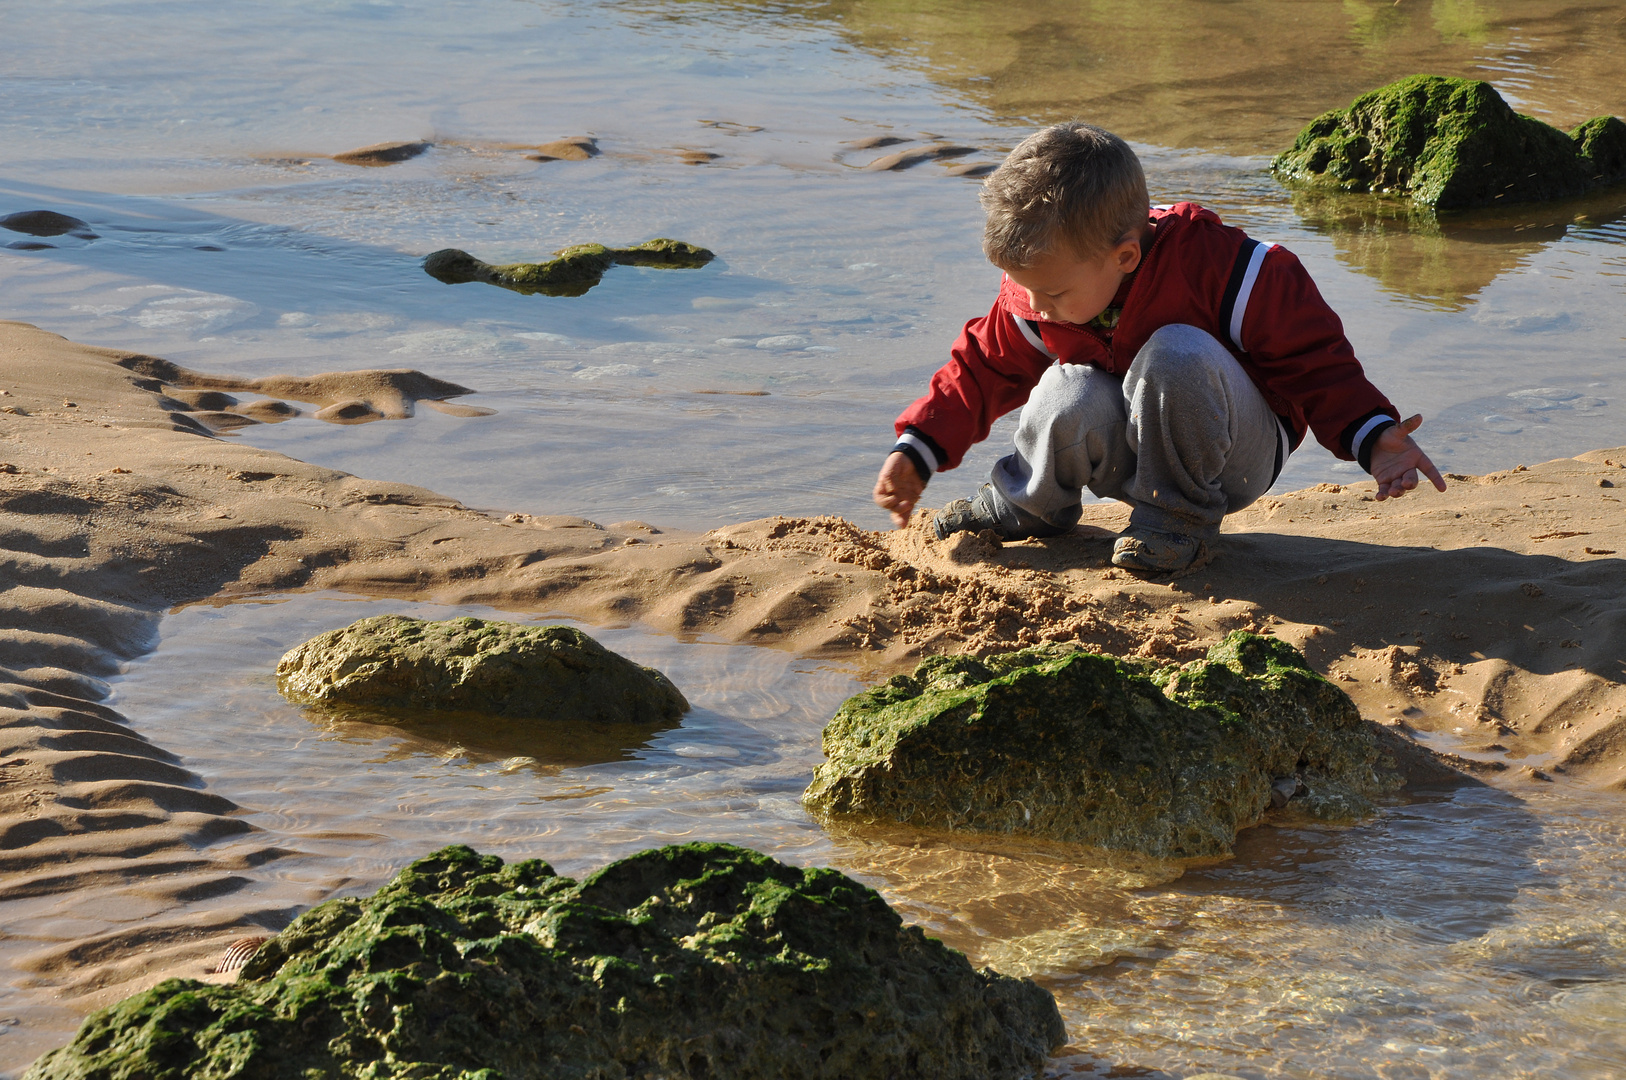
[66, 594, 1626, 1077]
[3, 0, 1625, 529]
[5, 1, 1626, 1075]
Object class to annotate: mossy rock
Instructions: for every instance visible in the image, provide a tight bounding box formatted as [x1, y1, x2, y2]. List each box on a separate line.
[276, 615, 688, 725]
[25, 843, 1065, 1080]
[1272, 74, 1626, 209]
[804, 632, 1401, 859]
[423, 239, 714, 297]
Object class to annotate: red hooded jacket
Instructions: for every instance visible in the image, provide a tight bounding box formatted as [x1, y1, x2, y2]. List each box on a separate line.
[894, 203, 1399, 475]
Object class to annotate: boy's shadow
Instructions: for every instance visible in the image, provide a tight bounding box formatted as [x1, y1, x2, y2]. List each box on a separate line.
[1195, 531, 1626, 685]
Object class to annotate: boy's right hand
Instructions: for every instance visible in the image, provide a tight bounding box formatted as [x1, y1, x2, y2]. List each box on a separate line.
[874, 451, 926, 529]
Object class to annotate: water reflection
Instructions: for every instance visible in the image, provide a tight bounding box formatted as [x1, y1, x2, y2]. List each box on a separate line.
[1288, 187, 1626, 310]
[748, 0, 1626, 153]
[299, 706, 672, 772]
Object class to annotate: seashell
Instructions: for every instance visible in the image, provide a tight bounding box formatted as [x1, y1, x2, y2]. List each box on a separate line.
[214, 936, 270, 974]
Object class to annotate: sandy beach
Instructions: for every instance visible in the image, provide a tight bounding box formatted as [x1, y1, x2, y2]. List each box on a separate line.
[2, 317, 1624, 1062]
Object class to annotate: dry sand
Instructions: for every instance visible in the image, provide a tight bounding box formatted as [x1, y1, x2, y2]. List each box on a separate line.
[2, 319, 1624, 1059]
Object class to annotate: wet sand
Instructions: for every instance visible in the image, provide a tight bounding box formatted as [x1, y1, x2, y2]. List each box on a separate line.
[2, 319, 1624, 1057]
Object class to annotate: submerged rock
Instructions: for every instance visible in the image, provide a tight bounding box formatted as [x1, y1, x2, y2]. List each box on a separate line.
[804, 633, 1401, 859]
[526, 135, 599, 161]
[1272, 75, 1626, 209]
[332, 140, 433, 165]
[276, 614, 688, 725]
[423, 238, 715, 297]
[25, 843, 1065, 1080]
[862, 143, 977, 171]
[0, 210, 97, 239]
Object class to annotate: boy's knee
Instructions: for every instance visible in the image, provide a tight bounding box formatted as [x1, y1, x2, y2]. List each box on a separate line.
[1139, 323, 1225, 367]
[1026, 362, 1124, 424]
[1130, 324, 1234, 391]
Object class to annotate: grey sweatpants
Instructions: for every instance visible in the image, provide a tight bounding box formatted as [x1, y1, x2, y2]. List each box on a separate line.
[988, 323, 1286, 539]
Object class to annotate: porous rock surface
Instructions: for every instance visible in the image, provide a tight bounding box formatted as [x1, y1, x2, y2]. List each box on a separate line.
[423, 239, 715, 297]
[804, 632, 1401, 858]
[276, 614, 688, 724]
[1272, 74, 1626, 209]
[25, 843, 1065, 1080]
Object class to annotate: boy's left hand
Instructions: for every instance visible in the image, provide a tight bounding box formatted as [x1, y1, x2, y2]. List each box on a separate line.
[1370, 414, 1447, 501]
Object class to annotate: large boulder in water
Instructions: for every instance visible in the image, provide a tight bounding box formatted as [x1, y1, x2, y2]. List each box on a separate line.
[276, 615, 687, 725]
[803, 632, 1402, 859]
[23, 843, 1066, 1080]
[1271, 74, 1626, 209]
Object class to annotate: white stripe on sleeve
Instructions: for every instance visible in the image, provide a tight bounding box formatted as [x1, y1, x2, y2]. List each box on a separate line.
[1350, 414, 1393, 465]
[1228, 241, 1277, 352]
[1012, 314, 1058, 360]
[897, 432, 941, 473]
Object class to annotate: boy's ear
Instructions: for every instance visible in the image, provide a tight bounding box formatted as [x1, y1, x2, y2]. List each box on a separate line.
[1112, 234, 1144, 275]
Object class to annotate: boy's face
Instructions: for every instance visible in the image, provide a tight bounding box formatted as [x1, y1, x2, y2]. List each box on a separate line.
[1004, 235, 1143, 325]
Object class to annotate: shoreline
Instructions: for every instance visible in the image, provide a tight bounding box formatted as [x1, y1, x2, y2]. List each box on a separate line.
[2, 319, 1623, 1065]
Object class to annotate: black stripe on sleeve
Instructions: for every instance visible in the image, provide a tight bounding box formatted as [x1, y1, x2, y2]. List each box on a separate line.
[903, 426, 948, 469]
[1339, 407, 1398, 472]
[892, 443, 931, 483]
[1217, 237, 1259, 346]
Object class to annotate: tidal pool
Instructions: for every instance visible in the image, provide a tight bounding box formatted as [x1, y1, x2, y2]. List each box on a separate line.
[28, 592, 1617, 1078]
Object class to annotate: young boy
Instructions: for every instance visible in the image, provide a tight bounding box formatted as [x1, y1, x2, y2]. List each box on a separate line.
[872, 122, 1446, 571]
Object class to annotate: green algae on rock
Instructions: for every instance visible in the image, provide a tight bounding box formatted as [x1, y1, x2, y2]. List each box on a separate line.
[423, 239, 715, 297]
[25, 843, 1065, 1080]
[276, 615, 688, 725]
[804, 632, 1401, 859]
[1272, 75, 1626, 209]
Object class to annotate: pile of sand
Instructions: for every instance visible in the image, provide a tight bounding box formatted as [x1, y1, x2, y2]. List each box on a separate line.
[2, 319, 1622, 1055]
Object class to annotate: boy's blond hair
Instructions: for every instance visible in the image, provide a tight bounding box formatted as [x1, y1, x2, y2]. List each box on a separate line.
[981, 122, 1150, 268]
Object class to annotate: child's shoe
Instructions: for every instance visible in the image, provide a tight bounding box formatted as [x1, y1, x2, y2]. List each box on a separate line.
[932, 484, 1066, 541]
[1110, 527, 1201, 571]
[932, 485, 1007, 540]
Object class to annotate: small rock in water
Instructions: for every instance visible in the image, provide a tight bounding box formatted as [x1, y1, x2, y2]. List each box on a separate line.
[0, 210, 97, 238]
[424, 238, 715, 297]
[805, 632, 1403, 858]
[1269, 774, 1308, 808]
[844, 134, 910, 150]
[25, 844, 1063, 1080]
[330, 139, 431, 166]
[526, 135, 599, 161]
[863, 143, 978, 171]
[312, 398, 385, 423]
[228, 399, 298, 422]
[672, 148, 721, 164]
[5, 241, 55, 251]
[943, 160, 998, 178]
[276, 614, 689, 725]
